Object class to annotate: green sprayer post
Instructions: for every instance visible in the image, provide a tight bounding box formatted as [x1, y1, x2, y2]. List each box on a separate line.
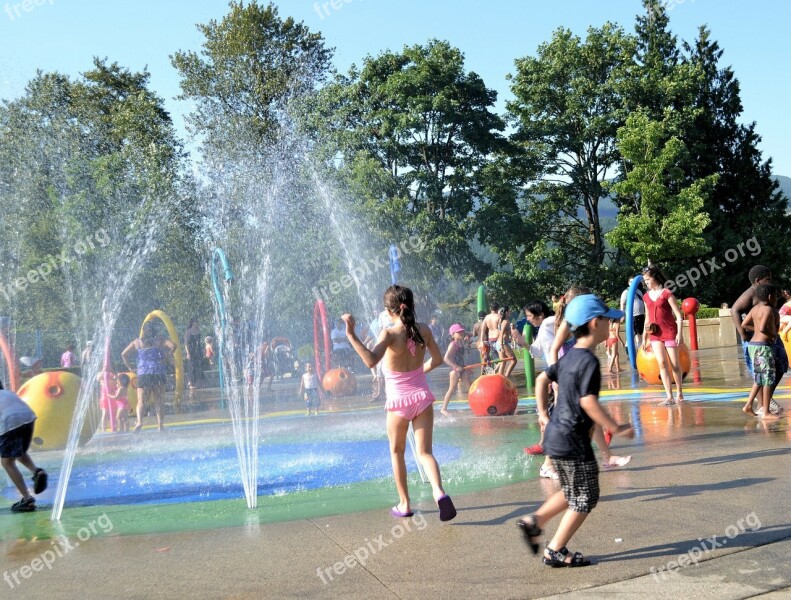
[477, 285, 488, 315]
[523, 324, 535, 394]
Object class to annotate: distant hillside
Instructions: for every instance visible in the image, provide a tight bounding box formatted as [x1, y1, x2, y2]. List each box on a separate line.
[775, 175, 791, 203]
[600, 175, 791, 220]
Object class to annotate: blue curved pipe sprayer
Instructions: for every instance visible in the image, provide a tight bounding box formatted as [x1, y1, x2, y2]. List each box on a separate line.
[389, 243, 401, 285]
[211, 248, 234, 409]
[625, 274, 643, 370]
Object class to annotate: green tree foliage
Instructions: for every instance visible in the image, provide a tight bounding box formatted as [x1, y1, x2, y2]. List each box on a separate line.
[506, 24, 636, 295]
[172, 2, 342, 331]
[606, 110, 715, 266]
[309, 39, 506, 285]
[172, 0, 332, 149]
[674, 27, 791, 303]
[0, 59, 194, 339]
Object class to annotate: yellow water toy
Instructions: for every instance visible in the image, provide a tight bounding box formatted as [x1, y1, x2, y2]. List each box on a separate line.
[17, 371, 92, 450]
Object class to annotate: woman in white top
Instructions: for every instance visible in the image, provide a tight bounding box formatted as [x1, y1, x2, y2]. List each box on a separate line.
[513, 301, 556, 466]
[512, 301, 555, 363]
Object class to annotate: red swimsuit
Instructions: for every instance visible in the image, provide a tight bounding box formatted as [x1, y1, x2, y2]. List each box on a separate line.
[644, 288, 677, 343]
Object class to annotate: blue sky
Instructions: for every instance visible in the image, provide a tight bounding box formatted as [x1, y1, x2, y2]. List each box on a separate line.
[1, 0, 789, 174]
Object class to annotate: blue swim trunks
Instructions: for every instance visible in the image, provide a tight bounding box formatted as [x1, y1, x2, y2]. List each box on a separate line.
[742, 336, 788, 385]
[747, 342, 775, 387]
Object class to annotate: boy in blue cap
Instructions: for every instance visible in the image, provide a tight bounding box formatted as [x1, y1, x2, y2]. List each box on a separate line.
[517, 294, 634, 567]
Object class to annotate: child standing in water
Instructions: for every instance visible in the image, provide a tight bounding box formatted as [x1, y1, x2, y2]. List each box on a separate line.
[605, 319, 623, 373]
[440, 324, 470, 417]
[98, 368, 118, 433]
[299, 363, 323, 416]
[496, 306, 517, 377]
[742, 284, 781, 420]
[109, 374, 131, 432]
[204, 336, 215, 367]
[343, 285, 457, 521]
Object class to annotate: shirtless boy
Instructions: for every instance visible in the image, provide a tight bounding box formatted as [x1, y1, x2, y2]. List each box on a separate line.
[731, 265, 788, 412]
[741, 284, 781, 420]
[479, 304, 502, 367]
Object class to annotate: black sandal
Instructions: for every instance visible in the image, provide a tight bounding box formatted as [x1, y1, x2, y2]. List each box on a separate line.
[516, 516, 542, 555]
[11, 497, 36, 513]
[32, 468, 48, 494]
[543, 546, 591, 568]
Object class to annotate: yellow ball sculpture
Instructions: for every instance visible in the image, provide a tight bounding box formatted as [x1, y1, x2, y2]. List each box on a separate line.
[17, 371, 93, 451]
[636, 343, 691, 385]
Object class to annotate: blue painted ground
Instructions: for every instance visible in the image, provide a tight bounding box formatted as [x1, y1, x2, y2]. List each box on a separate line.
[4, 439, 461, 507]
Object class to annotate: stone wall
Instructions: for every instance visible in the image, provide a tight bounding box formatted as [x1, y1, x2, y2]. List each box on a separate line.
[621, 309, 739, 349]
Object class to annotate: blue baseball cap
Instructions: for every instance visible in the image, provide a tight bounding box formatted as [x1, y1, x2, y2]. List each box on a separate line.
[565, 294, 623, 331]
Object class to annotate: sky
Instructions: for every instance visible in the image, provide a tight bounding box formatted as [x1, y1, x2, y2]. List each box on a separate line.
[1, 0, 789, 174]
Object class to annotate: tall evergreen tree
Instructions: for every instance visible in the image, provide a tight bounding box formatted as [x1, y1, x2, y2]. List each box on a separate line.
[676, 27, 791, 303]
[624, 0, 703, 144]
[507, 24, 636, 294]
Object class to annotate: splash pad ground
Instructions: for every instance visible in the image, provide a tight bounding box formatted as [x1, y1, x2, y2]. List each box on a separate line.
[1, 345, 790, 598]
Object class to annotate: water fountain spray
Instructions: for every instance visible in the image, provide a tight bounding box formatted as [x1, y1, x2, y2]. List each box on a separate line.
[211, 248, 234, 409]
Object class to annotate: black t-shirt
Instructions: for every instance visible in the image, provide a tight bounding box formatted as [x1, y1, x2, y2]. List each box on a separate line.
[542, 347, 601, 460]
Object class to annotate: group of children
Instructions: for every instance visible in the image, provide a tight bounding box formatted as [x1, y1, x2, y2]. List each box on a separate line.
[97, 370, 132, 433]
[733, 268, 788, 420]
[338, 284, 633, 563]
[4, 264, 785, 571]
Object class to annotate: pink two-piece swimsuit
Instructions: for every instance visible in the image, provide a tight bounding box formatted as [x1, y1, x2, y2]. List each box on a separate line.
[382, 338, 435, 420]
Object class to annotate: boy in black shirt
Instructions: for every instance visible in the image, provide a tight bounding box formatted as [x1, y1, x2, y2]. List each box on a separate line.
[517, 295, 634, 567]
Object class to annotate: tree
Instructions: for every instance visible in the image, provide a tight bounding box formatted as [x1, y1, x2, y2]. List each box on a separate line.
[172, 0, 332, 149]
[606, 110, 714, 266]
[627, 0, 700, 135]
[506, 24, 636, 294]
[675, 26, 791, 303]
[308, 39, 507, 287]
[0, 59, 193, 339]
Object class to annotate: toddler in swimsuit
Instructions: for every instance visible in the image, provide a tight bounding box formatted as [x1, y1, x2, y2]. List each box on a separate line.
[343, 285, 457, 522]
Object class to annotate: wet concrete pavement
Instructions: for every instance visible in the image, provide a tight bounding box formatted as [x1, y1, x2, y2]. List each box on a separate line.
[1, 345, 789, 599]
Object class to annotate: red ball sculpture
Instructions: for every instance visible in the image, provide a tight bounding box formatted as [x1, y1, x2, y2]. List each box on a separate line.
[468, 374, 518, 416]
[636, 343, 692, 385]
[682, 297, 700, 315]
[322, 368, 357, 396]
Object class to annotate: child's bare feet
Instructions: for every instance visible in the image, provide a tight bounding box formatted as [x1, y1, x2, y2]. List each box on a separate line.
[440, 408, 451, 417]
[742, 405, 756, 415]
[761, 412, 780, 420]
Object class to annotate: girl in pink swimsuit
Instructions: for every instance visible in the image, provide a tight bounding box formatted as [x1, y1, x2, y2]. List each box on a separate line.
[343, 285, 457, 522]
